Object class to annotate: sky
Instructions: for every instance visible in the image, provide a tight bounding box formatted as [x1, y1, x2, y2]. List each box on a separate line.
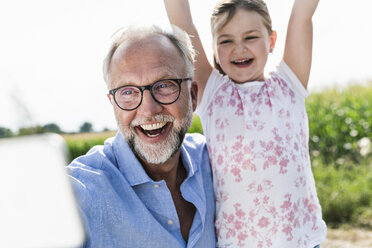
[1, 0, 372, 132]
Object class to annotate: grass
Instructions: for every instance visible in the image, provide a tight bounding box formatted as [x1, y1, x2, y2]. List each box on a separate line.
[313, 158, 372, 229]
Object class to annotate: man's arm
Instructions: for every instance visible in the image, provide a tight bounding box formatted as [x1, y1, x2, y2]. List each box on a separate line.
[283, 0, 320, 89]
[164, 0, 212, 105]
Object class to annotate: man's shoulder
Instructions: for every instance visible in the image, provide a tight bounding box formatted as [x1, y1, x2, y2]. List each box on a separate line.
[183, 133, 206, 148]
[182, 133, 210, 172]
[67, 136, 117, 177]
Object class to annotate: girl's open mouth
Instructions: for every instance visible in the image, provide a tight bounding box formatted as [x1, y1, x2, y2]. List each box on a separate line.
[231, 58, 253, 66]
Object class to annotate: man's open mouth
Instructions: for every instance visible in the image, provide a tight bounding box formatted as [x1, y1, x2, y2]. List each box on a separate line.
[137, 122, 169, 138]
[231, 58, 253, 65]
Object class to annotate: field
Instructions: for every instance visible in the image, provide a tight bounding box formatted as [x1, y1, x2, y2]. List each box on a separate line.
[63, 82, 372, 243]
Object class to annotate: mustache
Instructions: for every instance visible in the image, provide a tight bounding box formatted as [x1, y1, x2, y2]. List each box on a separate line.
[130, 114, 175, 127]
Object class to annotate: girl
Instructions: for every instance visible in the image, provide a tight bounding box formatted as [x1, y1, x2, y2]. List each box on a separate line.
[164, 0, 327, 247]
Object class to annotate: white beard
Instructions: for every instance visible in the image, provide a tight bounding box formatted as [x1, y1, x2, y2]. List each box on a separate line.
[118, 104, 193, 165]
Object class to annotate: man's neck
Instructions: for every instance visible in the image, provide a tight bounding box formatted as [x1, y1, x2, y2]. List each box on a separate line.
[139, 150, 183, 189]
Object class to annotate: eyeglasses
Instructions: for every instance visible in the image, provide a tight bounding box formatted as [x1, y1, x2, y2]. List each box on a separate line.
[109, 78, 191, 111]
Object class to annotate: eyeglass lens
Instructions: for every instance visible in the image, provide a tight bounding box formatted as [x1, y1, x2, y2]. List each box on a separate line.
[114, 79, 180, 110]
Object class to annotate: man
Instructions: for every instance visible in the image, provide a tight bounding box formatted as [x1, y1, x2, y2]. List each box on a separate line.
[67, 25, 216, 248]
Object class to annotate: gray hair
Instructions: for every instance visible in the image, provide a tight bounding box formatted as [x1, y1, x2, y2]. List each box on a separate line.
[103, 25, 195, 87]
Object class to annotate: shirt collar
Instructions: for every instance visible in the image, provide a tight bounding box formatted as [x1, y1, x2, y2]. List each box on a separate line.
[112, 132, 198, 187]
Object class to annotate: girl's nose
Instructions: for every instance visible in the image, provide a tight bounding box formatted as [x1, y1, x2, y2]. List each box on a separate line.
[233, 42, 247, 54]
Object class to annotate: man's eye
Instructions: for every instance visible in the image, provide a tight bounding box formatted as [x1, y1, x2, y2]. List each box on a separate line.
[158, 82, 169, 88]
[123, 90, 133, 95]
[119, 88, 136, 96]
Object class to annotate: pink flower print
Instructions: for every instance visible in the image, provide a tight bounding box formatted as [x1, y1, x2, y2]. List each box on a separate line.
[231, 166, 243, 182]
[237, 232, 249, 247]
[216, 134, 225, 142]
[258, 216, 270, 228]
[234, 204, 246, 219]
[294, 142, 299, 152]
[215, 189, 228, 203]
[214, 95, 224, 108]
[224, 212, 235, 224]
[234, 220, 243, 230]
[217, 203, 250, 246]
[279, 157, 289, 174]
[280, 194, 292, 212]
[242, 158, 256, 171]
[274, 144, 284, 157]
[228, 98, 236, 107]
[207, 102, 214, 116]
[217, 154, 224, 166]
[260, 140, 274, 152]
[289, 89, 296, 104]
[286, 121, 292, 131]
[272, 128, 283, 143]
[264, 155, 277, 170]
[235, 102, 244, 116]
[294, 177, 306, 188]
[250, 92, 258, 103]
[232, 135, 244, 150]
[265, 98, 273, 108]
[247, 180, 274, 194]
[221, 82, 229, 92]
[282, 225, 293, 241]
[233, 152, 244, 164]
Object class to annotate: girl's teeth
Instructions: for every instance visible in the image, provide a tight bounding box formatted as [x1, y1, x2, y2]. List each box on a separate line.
[140, 122, 166, 131]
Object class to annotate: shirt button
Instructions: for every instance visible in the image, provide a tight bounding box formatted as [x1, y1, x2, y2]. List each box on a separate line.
[154, 184, 159, 188]
[168, 220, 173, 225]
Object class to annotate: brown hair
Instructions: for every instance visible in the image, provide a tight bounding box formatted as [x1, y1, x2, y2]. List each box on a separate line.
[211, 0, 273, 75]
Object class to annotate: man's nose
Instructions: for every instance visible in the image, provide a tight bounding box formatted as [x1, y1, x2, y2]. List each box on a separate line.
[138, 90, 163, 116]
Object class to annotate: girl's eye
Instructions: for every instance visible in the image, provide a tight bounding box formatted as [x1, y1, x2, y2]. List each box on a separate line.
[219, 39, 232, 45]
[245, 36, 257, 41]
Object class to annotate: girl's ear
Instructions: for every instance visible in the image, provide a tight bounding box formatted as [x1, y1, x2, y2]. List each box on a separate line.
[269, 31, 277, 53]
[212, 42, 219, 64]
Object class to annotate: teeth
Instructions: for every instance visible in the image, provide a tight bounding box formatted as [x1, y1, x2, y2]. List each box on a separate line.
[140, 122, 167, 131]
[233, 58, 251, 63]
[234, 59, 247, 63]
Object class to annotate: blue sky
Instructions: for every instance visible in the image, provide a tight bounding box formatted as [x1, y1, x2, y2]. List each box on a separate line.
[1, 0, 371, 132]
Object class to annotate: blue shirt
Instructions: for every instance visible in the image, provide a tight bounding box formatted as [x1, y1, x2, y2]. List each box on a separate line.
[67, 132, 216, 248]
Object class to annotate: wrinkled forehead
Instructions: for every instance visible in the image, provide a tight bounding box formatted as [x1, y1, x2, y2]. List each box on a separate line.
[108, 34, 187, 86]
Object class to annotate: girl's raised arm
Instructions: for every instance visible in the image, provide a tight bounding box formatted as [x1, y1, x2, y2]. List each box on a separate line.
[283, 0, 320, 89]
[164, 0, 212, 105]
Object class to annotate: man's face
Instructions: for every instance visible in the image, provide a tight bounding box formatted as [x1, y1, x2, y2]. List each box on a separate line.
[107, 34, 196, 165]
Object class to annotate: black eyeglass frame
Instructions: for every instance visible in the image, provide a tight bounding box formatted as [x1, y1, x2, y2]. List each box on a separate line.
[109, 78, 192, 111]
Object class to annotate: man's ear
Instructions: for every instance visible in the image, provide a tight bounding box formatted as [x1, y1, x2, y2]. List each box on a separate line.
[190, 81, 198, 111]
[107, 94, 114, 105]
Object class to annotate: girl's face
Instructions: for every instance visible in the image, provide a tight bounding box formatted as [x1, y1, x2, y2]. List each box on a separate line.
[213, 9, 276, 83]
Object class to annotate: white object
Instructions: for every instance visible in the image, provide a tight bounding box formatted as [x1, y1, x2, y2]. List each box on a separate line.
[0, 133, 85, 248]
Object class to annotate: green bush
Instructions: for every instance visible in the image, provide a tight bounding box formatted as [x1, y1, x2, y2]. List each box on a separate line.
[307, 82, 372, 165]
[63, 132, 114, 161]
[188, 114, 203, 134]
